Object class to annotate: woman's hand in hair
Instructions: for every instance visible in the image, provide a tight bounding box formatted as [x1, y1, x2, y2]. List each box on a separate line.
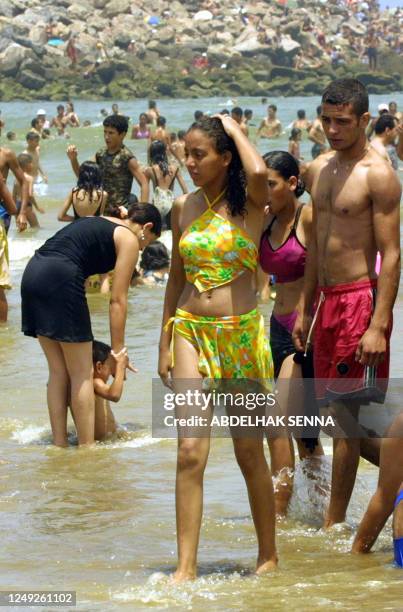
[212, 114, 241, 139]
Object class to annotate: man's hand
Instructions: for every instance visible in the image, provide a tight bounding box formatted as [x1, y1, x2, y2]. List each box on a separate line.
[66, 145, 78, 161]
[355, 327, 387, 367]
[292, 312, 312, 353]
[16, 213, 27, 232]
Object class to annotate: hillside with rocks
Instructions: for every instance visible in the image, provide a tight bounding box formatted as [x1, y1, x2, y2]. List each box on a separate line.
[0, 0, 402, 101]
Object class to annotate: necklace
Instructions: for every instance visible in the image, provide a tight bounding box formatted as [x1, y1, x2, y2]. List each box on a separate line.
[203, 188, 227, 208]
[332, 146, 370, 175]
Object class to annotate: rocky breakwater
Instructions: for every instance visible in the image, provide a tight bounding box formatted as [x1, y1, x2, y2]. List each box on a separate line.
[0, 0, 401, 101]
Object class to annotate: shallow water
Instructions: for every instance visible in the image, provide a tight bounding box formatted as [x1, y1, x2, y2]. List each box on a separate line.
[1, 95, 403, 610]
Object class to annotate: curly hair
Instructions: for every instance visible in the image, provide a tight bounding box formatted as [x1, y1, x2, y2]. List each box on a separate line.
[188, 116, 247, 217]
[75, 161, 103, 203]
[149, 140, 169, 177]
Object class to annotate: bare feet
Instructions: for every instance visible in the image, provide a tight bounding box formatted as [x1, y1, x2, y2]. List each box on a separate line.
[255, 557, 278, 575]
[171, 570, 197, 583]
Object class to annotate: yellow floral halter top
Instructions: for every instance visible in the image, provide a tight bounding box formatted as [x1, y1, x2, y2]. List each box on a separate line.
[178, 189, 258, 293]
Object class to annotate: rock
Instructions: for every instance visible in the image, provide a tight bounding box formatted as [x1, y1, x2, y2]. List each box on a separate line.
[104, 0, 131, 19]
[17, 69, 46, 90]
[93, 0, 108, 7]
[0, 43, 31, 77]
[280, 36, 300, 53]
[28, 24, 48, 45]
[158, 27, 175, 44]
[20, 57, 47, 77]
[67, 4, 89, 21]
[0, 1, 13, 17]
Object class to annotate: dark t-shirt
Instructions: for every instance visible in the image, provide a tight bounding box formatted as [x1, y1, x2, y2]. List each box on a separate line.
[95, 145, 135, 213]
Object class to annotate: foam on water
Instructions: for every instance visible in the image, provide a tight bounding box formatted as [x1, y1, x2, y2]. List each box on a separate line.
[8, 236, 45, 264]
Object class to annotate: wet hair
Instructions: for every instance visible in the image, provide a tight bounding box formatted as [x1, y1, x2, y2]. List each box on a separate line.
[139, 113, 148, 122]
[149, 140, 169, 176]
[289, 128, 302, 141]
[149, 100, 156, 109]
[103, 114, 128, 134]
[26, 131, 40, 141]
[157, 116, 166, 127]
[6, 131, 16, 140]
[42, 128, 51, 138]
[112, 103, 119, 111]
[75, 161, 103, 202]
[140, 240, 170, 272]
[231, 107, 243, 118]
[127, 202, 162, 237]
[188, 116, 247, 217]
[244, 109, 253, 120]
[297, 109, 306, 119]
[316, 105, 322, 116]
[17, 153, 33, 169]
[194, 110, 204, 121]
[269, 104, 277, 112]
[57, 104, 65, 112]
[31, 118, 40, 129]
[263, 151, 305, 198]
[170, 132, 177, 142]
[374, 113, 397, 135]
[321, 78, 368, 117]
[92, 340, 111, 365]
[221, 109, 229, 115]
[178, 130, 186, 139]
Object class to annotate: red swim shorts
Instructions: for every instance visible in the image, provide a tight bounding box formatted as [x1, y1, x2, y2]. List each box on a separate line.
[313, 279, 391, 405]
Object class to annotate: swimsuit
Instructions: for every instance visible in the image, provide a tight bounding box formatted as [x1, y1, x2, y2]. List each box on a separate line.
[167, 190, 273, 381]
[21, 217, 128, 342]
[260, 205, 306, 377]
[135, 128, 150, 139]
[312, 279, 391, 405]
[394, 490, 403, 568]
[151, 167, 178, 230]
[0, 202, 11, 234]
[260, 205, 318, 449]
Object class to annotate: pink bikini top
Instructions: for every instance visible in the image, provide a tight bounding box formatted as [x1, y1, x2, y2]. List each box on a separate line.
[259, 205, 306, 283]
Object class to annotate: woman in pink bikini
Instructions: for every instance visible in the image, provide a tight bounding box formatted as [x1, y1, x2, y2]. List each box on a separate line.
[131, 113, 151, 140]
[259, 151, 324, 515]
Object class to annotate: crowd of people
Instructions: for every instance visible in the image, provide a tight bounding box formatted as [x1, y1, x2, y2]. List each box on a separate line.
[0, 80, 402, 579]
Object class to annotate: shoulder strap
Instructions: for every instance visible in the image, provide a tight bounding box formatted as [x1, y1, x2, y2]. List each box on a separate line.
[266, 215, 277, 236]
[293, 204, 304, 232]
[151, 166, 158, 187]
[169, 167, 178, 189]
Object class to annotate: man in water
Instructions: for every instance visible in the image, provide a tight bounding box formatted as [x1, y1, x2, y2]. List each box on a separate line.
[370, 114, 401, 171]
[150, 116, 171, 148]
[50, 104, 67, 135]
[67, 114, 148, 216]
[292, 109, 312, 133]
[257, 104, 282, 139]
[231, 107, 248, 136]
[146, 100, 160, 125]
[0, 147, 29, 233]
[308, 105, 327, 159]
[294, 78, 401, 529]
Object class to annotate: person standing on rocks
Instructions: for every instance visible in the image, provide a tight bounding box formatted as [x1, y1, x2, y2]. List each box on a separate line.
[67, 114, 149, 217]
[257, 105, 282, 139]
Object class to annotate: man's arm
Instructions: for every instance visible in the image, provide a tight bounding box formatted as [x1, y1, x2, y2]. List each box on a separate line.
[7, 150, 29, 231]
[396, 123, 403, 161]
[128, 157, 149, 202]
[356, 163, 401, 367]
[275, 121, 283, 137]
[308, 123, 322, 145]
[0, 175, 17, 216]
[66, 145, 80, 177]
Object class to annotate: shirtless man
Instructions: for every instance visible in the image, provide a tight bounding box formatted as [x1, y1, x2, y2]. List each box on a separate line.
[50, 105, 67, 135]
[146, 100, 160, 125]
[352, 412, 403, 565]
[308, 105, 327, 159]
[292, 109, 312, 133]
[370, 114, 401, 170]
[150, 116, 171, 148]
[389, 101, 403, 124]
[67, 114, 149, 216]
[0, 147, 29, 233]
[231, 107, 249, 136]
[170, 130, 186, 166]
[257, 105, 282, 139]
[24, 132, 48, 184]
[294, 78, 401, 529]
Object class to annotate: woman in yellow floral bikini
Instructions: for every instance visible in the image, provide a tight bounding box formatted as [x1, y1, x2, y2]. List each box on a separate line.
[158, 115, 277, 581]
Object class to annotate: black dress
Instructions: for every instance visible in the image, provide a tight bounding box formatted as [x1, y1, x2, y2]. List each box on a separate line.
[21, 217, 126, 342]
